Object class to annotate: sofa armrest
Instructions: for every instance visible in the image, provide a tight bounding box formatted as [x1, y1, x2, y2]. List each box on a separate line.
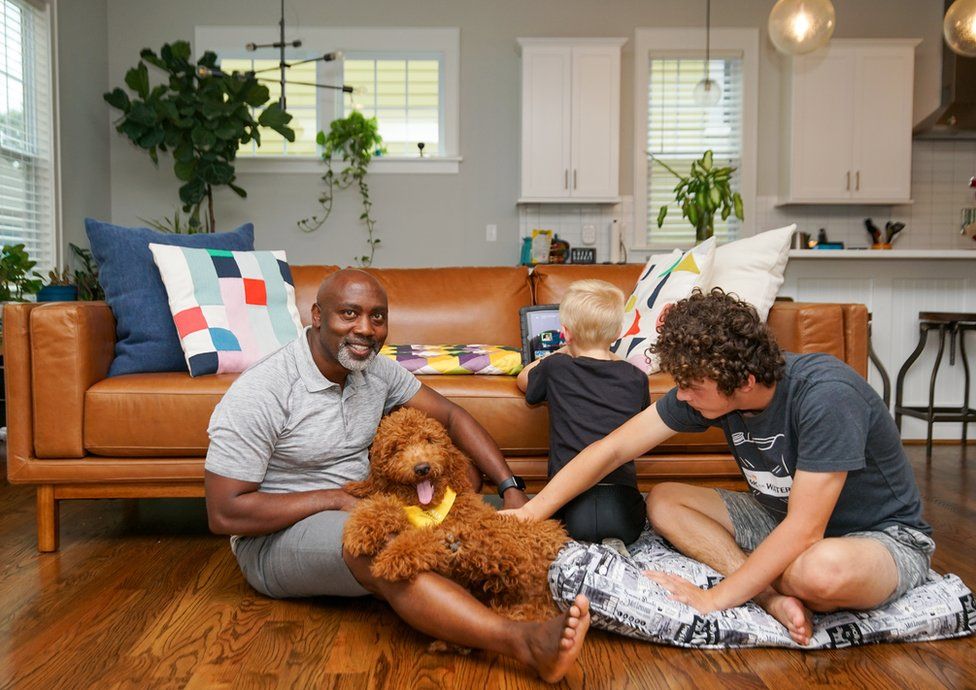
[30, 302, 116, 458]
[4, 303, 42, 481]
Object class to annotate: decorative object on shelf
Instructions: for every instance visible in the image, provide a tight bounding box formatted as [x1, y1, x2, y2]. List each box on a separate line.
[650, 149, 743, 242]
[961, 207, 976, 241]
[570, 247, 597, 264]
[69, 243, 104, 301]
[693, 0, 721, 106]
[530, 229, 554, 264]
[885, 221, 906, 246]
[864, 217, 883, 245]
[768, 0, 836, 55]
[548, 234, 570, 264]
[37, 266, 78, 303]
[944, 0, 976, 57]
[520, 236, 533, 266]
[298, 111, 385, 266]
[417, 142, 426, 158]
[105, 41, 295, 233]
[0, 243, 42, 302]
[790, 229, 812, 249]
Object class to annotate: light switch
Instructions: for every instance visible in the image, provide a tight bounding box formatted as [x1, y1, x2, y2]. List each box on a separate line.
[582, 224, 597, 245]
[486, 224, 497, 242]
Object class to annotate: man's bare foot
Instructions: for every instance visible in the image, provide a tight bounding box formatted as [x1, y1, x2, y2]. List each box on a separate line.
[756, 591, 813, 645]
[522, 595, 591, 683]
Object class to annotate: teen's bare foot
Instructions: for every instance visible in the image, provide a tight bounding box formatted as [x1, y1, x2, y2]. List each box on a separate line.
[756, 591, 813, 645]
[523, 595, 591, 683]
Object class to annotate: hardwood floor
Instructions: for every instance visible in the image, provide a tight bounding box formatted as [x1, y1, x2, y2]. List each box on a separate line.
[1, 444, 974, 689]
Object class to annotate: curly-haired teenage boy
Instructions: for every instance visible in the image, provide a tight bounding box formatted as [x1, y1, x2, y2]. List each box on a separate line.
[505, 288, 933, 646]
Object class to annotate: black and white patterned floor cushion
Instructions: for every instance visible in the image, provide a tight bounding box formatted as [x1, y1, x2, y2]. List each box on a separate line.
[548, 532, 975, 649]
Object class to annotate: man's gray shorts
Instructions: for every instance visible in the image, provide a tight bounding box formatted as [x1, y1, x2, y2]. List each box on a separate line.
[231, 510, 369, 598]
[716, 489, 935, 606]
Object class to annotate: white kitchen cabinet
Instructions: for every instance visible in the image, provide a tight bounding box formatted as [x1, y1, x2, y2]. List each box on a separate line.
[518, 38, 625, 203]
[779, 39, 919, 205]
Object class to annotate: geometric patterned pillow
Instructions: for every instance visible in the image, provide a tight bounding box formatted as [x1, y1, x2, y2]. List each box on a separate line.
[380, 344, 524, 375]
[148, 244, 303, 376]
[610, 237, 716, 374]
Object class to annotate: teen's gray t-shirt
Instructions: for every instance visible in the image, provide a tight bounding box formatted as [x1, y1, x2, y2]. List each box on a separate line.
[205, 327, 421, 493]
[656, 352, 930, 537]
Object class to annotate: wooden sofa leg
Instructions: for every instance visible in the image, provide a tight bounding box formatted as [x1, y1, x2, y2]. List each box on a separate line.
[37, 486, 60, 553]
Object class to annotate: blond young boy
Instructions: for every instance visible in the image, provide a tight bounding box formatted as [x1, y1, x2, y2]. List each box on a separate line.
[517, 279, 649, 544]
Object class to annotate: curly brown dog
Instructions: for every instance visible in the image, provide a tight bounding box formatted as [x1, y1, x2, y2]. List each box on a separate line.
[343, 407, 570, 621]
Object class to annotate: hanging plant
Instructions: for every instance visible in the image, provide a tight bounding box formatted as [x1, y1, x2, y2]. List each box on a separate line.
[104, 40, 295, 232]
[650, 149, 744, 242]
[299, 111, 385, 266]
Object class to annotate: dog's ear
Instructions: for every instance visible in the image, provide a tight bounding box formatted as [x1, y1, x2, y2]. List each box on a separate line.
[344, 478, 376, 498]
[443, 445, 475, 494]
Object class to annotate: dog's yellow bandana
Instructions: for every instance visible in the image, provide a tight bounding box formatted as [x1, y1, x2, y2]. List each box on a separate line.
[403, 487, 457, 528]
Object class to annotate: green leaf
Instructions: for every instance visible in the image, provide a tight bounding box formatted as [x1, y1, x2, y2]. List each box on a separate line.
[170, 41, 191, 62]
[125, 62, 150, 99]
[104, 88, 131, 111]
[228, 182, 247, 198]
[191, 125, 216, 149]
[243, 81, 270, 107]
[709, 186, 721, 206]
[173, 141, 194, 162]
[173, 159, 196, 181]
[733, 192, 744, 220]
[702, 149, 713, 171]
[215, 123, 241, 140]
[316, 130, 327, 146]
[178, 178, 206, 205]
[656, 205, 668, 228]
[139, 49, 166, 70]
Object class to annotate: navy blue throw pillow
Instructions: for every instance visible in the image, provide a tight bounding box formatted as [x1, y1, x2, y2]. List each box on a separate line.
[84, 218, 255, 376]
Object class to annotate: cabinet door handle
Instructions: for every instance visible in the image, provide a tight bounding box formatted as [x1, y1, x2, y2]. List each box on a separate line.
[573, 169, 578, 190]
[855, 171, 860, 191]
[564, 169, 569, 190]
[846, 171, 851, 191]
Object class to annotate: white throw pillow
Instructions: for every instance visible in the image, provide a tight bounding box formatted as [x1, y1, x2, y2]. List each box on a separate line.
[709, 224, 795, 321]
[611, 237, 716, 373]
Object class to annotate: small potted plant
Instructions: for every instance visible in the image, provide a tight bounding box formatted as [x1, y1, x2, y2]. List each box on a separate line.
[37, 265, 78, 302]
[0, 243, 43, 303]
[650, 149, 744, 242]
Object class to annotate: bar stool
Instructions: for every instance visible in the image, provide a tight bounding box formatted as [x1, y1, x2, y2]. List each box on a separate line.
[894, 312, 976, 457]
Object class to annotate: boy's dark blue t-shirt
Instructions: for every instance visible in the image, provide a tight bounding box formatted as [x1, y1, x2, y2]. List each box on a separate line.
[656, 352, 930, 537]
[525, 353, 649, 486]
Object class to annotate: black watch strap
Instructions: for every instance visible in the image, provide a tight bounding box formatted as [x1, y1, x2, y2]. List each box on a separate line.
[497, 475, 526, 498]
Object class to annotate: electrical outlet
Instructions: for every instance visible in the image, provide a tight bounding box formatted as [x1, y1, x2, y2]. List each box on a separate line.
[486, 224, 497, 242]
[581, 224, 597, 245]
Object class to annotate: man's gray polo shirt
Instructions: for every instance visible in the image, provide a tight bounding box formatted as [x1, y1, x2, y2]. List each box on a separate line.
[206, 327, 421, 493]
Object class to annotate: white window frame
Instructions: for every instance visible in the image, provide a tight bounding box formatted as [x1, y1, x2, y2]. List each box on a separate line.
[195, 26, 460, 174]
[632, 28, 758, 251]
[0, 0, 60, 272]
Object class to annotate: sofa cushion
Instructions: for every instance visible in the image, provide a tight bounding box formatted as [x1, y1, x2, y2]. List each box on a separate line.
[149, 245, 304, 376]
[533, 264, 644, 304]
[367, 267, 532, 347]
[291, 265, 342, 325]
[85, 218, 255, 376]
[710, 224, 794, 321]
[85, 373, 236, 456]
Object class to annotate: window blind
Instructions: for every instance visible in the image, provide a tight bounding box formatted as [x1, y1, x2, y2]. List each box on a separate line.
[646, 56, 743, 246]
[0, 0, 54, 270]
[343, 56, 441, 156]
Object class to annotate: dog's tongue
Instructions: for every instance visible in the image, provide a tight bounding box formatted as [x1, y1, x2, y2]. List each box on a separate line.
[417, 480, 434, 506]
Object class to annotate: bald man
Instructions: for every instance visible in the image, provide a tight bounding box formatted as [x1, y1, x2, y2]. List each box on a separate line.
[205, 269, 589, 682]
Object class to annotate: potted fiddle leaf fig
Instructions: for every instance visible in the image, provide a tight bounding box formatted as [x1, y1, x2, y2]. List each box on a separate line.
[650, 149, 744, 242]
[299, 111, 385, 266]
[105, 40, 295, 233]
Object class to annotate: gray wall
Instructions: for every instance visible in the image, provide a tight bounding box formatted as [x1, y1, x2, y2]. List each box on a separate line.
[72, 0, 945, 266]
[56, 0, 111, 255]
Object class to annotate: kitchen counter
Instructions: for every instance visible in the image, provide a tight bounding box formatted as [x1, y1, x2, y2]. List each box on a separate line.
[788, 249, 976, 259]
[782, 253, 975, 441]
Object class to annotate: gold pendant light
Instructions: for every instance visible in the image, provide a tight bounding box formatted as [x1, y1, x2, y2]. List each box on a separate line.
[944, 0, 976, 57]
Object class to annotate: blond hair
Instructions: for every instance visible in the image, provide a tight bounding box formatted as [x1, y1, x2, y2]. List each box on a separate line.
[559, 279, 625, 348]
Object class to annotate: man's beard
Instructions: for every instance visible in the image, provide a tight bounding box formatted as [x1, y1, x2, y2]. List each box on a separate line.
[337, 339, 378, 371]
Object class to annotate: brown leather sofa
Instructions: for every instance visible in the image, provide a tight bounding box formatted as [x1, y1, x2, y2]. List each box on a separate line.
[4, 264, 868, 551]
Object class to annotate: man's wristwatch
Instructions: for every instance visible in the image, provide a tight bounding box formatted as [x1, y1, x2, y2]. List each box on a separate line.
[497, 475, 526, 498]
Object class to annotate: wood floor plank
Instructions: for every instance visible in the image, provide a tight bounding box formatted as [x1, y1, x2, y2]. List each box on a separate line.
[2, 444, 975, 689]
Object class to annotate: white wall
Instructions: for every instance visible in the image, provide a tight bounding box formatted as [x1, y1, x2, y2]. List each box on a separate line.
[56, 0, 111, 256]
[61, 0, 949, 266]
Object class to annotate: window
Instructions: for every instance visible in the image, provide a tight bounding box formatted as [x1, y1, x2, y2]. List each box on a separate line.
[633, 29, 758, 250]
[0, 0, 55, 270]
[196, 26, 459, 172]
